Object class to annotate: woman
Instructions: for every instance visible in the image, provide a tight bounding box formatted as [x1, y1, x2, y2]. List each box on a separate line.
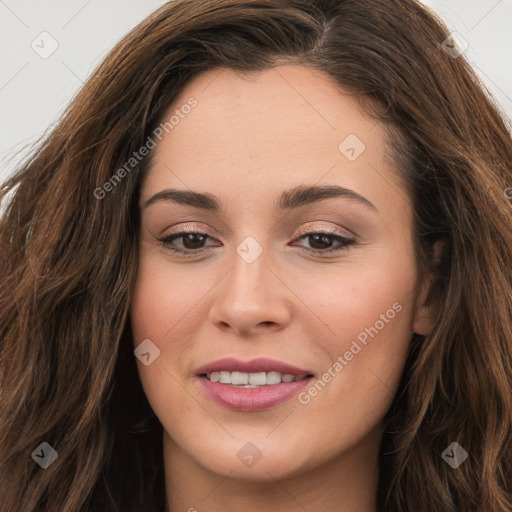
[1, 1, 511, 511]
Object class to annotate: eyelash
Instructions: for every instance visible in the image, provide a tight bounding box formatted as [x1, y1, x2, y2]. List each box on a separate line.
[157, 227, 356, 257]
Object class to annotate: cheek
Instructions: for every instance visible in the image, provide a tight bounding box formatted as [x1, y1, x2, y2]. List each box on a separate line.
[290, 255, 416, 425]
[130, 254, 204, 344]
[291, 253, 416, 352]
[129, 254, 215, 412]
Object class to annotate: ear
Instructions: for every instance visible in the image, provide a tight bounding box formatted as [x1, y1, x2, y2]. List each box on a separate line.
[412, 240, 444, 336]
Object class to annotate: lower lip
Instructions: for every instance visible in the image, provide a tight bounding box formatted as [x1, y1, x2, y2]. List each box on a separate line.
[198, 376, 313, 412]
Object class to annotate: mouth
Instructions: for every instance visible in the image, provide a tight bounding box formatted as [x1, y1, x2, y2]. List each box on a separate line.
[201, 370, 311, 387]
[195, 357, 315, 411]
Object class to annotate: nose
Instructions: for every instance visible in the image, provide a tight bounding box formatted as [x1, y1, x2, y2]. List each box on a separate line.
[208, 246, 291, 337]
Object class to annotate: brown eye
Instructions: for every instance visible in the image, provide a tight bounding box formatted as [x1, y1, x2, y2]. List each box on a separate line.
[158, 228, 356, 257]
[291, 230, 357, 254]
[158, 231, 218, 256]
[307, 233, 336, 250]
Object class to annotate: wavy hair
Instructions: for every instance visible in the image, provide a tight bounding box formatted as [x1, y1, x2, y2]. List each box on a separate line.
[1, 1, 511, 511]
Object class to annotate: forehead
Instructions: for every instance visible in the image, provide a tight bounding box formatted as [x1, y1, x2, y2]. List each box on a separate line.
[153, 65, 378, 161]
[143, 64, 408, 217]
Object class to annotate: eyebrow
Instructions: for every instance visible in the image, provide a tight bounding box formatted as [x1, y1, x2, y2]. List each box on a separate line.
[143, 184, 377, 212]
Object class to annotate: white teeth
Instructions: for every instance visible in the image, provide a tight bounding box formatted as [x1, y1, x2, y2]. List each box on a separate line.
[266, 371, 281, 385]
[249, 372, 267, 385]
[219, 371, 231, 384]
[205, 371, 301, 386]
[231, 372, 249, 385]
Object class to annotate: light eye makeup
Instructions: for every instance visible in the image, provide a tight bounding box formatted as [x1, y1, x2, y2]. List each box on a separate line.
[155, 225, 357, 258]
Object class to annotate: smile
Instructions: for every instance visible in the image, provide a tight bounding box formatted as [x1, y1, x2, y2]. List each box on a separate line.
[204, 371, 309, 387]
[196, 357, 315, 411]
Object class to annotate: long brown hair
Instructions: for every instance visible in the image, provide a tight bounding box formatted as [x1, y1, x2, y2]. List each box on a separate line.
[1, 1, 511, 511]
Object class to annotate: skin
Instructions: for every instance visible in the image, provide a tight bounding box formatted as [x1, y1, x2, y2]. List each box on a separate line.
[130, 64, 435, 512]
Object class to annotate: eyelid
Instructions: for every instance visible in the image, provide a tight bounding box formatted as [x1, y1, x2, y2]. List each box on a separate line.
[294, 223, 356, 240]
[159, 222, 355, 241]
[156, 221, 359, 259]
[158, 222, 214, 237]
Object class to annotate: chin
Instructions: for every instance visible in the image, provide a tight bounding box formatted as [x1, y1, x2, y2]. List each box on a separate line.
[179, 433, 311, 482]
[202, 453, 306, 483]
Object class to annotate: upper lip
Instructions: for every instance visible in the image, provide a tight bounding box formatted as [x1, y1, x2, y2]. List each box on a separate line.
[195, 357, 314, 377]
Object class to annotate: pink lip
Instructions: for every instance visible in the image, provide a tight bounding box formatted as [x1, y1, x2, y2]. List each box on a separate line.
[195, 357, 314, 412]
[199, 378, 312, 411]
[195, 357, 313, 377]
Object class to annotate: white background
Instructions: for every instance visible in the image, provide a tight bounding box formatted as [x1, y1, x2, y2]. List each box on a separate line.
[1, 0, 511, 184]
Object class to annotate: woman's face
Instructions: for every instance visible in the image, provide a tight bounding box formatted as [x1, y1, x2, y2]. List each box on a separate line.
[130, 64, 433, 481]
